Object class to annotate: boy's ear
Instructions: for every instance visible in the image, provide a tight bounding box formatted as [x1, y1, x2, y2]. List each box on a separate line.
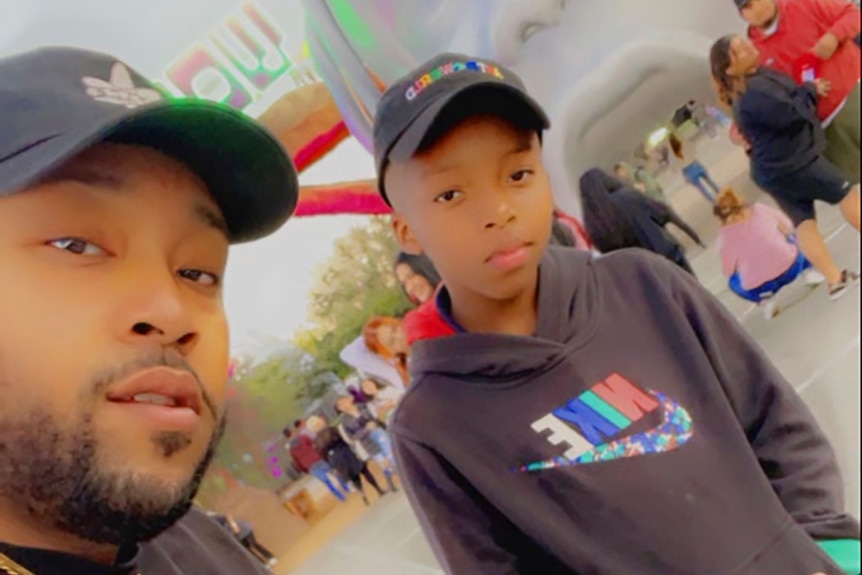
[391, 213, 423, 255]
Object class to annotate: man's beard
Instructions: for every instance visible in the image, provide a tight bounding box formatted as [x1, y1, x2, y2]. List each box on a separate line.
[0, 402, 226, 545]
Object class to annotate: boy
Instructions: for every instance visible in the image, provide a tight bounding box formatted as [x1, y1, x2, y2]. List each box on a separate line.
[373, 53, 859, 574]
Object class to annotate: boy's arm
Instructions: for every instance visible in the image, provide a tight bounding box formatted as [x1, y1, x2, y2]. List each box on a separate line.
[393, 432, 572, 575]
[659, 256, 859, 541]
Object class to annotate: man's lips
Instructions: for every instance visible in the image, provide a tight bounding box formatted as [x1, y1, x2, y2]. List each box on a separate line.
[105, 366, 203, 416]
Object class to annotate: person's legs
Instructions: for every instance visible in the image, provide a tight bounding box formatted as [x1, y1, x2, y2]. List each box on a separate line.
[370, 430, 399, 492]
[839, 185, 861, 231]
[360, 463, 387, 496]
[728, 272, 764, 303]
[240, 534, 267, 563]
[348, 474, 372, 505]
[246, 533, 274, 560]
[245, 533, 277, 566]
[824, 84, 861, 184]
[702, 170, 721, 196]
[685, 162, 717, 202]
[764, 159, 858, 293]
[796, 220, 844, 285]
[309, 462, 347, 502]
[691, 178, 715, 203]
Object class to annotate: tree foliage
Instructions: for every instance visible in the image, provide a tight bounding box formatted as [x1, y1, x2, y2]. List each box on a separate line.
[200, 215, 410, 498]
[295, 215, 411, 380]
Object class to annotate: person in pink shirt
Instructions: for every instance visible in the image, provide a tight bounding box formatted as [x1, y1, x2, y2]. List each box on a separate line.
[715, 188, 825, 318]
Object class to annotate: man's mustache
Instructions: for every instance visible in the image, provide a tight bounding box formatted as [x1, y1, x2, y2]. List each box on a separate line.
[88, 350, 219, 420]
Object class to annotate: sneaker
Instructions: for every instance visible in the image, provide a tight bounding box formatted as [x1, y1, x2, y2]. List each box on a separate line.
[829, 270, 860, 301]
[803, 270, 826, 286]
[759, 299, 779, 319]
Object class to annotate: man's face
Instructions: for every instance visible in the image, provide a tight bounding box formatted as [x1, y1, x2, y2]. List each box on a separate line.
[387, 115, 553, 303]
[740, 0, 778, 28]
[0, 143, 230, 544]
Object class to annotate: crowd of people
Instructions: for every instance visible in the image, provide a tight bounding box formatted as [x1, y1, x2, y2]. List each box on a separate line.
[0, 0, 859, 574]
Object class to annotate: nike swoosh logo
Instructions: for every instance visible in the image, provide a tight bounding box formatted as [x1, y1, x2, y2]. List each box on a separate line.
[515, 390, 694, 473]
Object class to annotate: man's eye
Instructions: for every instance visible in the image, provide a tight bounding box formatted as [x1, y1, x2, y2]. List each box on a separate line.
[434, 190, 463, 203]
[179, 269, 220, 287]
[510, 170, 534, 183]
[47, 238, 107, 256]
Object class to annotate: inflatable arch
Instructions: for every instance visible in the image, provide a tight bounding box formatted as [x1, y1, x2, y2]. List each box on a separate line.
[301, 0, 745, 215]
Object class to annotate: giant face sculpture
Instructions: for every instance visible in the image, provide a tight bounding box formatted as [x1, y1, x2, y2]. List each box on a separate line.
[302, 0, 744, 214]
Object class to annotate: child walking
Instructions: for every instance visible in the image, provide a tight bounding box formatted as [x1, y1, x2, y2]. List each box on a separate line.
[373, 52, 859, 574]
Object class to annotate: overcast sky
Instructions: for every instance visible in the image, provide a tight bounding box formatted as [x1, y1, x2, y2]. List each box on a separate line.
[2, 0, 377, 357]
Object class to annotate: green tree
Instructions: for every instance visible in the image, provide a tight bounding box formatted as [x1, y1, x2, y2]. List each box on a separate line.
[296, 215, 411, 380]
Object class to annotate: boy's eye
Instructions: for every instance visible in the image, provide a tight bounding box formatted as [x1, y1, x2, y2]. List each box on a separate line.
[434, 190, 463, 203]
[48, 237, 107, 256]
[510, 170, 534, 183]
[179, 269, 220, 287]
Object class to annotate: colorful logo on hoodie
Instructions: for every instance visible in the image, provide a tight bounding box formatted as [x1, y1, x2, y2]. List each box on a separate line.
[517, 373, 694, 472]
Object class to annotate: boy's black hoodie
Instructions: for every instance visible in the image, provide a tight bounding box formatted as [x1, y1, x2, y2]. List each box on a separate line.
[392, 247, 858, 575]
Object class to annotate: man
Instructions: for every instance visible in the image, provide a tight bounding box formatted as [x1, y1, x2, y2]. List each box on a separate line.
[0, 47, 298, 574]
[736, 0, 861, 182]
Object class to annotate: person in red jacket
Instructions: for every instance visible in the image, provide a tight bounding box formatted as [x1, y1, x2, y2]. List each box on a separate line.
[736, 0, 861, 182]
[285, 421, 350, 502]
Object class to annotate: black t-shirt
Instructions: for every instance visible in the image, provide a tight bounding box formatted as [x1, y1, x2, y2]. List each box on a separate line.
[0, 508, 271, 574]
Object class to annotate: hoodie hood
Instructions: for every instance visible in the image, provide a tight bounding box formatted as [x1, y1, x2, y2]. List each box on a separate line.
[408, 248, 601, 382]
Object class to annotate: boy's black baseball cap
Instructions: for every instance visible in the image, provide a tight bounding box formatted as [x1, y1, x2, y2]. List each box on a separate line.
[373, 52, 550, 204]
[0, 47, 299, 243]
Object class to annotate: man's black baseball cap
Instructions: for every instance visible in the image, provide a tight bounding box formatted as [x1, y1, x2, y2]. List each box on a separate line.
[734, 0, 752, 9]
[0, 47, 298, 243]
[373, 52, 550, 204]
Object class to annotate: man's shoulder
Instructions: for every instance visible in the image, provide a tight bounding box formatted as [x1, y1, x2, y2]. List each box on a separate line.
[139, 507, 271, 574]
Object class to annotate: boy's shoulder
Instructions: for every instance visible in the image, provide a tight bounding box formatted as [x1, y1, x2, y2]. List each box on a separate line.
[549, 245, 678, 282]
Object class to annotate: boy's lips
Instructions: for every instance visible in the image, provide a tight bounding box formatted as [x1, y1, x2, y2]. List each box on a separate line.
[486, 241, 533, 270]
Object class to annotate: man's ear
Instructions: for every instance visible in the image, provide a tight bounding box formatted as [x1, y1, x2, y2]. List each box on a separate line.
[391, 213, 423, 255]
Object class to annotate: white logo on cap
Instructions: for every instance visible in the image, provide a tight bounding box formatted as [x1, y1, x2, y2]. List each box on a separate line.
[82, 63, 162, 109]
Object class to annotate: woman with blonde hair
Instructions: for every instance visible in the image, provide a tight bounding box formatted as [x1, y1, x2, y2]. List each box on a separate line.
[715, 188, 824, 318]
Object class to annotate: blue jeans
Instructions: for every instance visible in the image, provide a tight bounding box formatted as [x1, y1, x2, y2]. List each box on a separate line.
[309, 461, 349, 501]
[683, 161, 720, 202]
[729, 249, 813, 303]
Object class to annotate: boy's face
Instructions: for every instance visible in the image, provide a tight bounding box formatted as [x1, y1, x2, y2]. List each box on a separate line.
[386, 115, 553, 303]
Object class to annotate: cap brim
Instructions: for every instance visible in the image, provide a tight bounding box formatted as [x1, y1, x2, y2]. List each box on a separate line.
[4, 100, 298, 244]
[387, 82, 550, 165]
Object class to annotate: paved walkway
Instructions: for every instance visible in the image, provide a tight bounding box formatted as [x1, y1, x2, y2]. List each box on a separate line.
[289, 144, 860, 574]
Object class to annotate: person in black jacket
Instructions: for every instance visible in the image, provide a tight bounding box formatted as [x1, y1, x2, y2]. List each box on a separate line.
[307, 415, 387, 506]
[711, 34, 860, 300]
[579, 168, 704, 275]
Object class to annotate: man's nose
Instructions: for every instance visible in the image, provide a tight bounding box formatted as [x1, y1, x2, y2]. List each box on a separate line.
[116, 266, 200, 355]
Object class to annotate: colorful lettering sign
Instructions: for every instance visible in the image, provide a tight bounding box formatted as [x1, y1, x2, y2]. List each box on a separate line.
[162, 2, 297, 112]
